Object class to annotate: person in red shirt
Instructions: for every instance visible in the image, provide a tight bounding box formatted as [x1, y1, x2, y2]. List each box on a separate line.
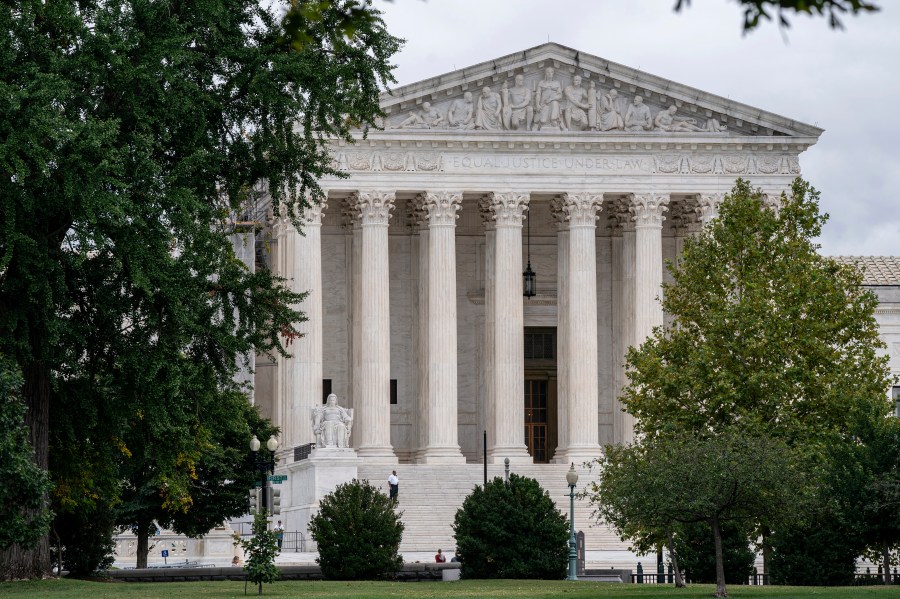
[435, 548, 446, 563]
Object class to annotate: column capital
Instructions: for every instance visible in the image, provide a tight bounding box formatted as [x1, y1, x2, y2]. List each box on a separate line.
[696, 193, 725, 225]
[272, 202, 293, 238]
[408, 193, 429, 231]
[550, 195, 569, 231]
[561, 193, 603, 228]
[478, 194, 497, 232]
[342, 195, 361, 230]
[424, 192, 463, 226]
[762, 189, 787, 212]
[487, 192, 529, 227]
[355, 190, 395, 226]
[300, 200, 328, 226]
[629, 193, 669, 228]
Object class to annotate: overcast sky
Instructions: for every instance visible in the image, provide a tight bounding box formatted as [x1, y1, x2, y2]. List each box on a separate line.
[375, 0, 898, 257]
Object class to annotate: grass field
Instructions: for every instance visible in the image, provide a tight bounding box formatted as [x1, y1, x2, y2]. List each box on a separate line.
[2, 579, 900, 599]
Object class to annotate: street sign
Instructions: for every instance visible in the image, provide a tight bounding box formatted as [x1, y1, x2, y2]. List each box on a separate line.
[268, 474, 287, 483]
[161, 550, 169, 557]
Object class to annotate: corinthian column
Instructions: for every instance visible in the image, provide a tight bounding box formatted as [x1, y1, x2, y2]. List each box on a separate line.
[271, 205, 288, 436]
[288, 200, 327, 448]
[478, 197, 496, 462]
[561, 193, 603, 463]
[630, 192, 669, 359]
[409, 195, 429, 460]
[550, 196, 569, 462]
[421, 192, 465, 463]
[354, 191, 397, 462]
[697, 193, 725, 227]
[486, 192, 531, 464]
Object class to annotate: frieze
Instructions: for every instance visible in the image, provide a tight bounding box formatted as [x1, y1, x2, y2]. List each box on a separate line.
[332, 150, 801, 176]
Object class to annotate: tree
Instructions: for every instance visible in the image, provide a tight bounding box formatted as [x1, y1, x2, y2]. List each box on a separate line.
[242, 509, 279, 595]
[828, 409, 900, 584]
[308, 479, 404, 580]
[453, 474, 568, 580]
[589, 429, 798, 598]
[0, 0, 401, 578]
[674, 520, 755, 586]
[673, 0, 880, 31]
[0, 356, 52, 552]
[623, 178, 892, 448]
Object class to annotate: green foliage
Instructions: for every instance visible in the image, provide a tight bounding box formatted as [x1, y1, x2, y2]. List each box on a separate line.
[242, 510, 279, 591]
[309, 479, 403, 580]
[769, 502, 860, 586]
[673, 0, 879, 30]
[453, 474, 568, 580]
[623, 178, 892, 449]
[674, 521, 755, 585]
[52, 503, 116, 577]
[1, 0, 401, 576]
[0, 356, 52, 551]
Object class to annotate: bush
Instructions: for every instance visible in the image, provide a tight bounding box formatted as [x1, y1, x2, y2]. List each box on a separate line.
[308, 479, 403, 580]
[242, 510, 279, 592]
[452, 473, 568, 579]
[674, 520, 755, 584]
[52, 505, 116, 576]
[769, 506, 860, 586]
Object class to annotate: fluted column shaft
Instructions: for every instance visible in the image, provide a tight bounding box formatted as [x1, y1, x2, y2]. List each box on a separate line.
[616, 213, 636, 444]
[355, 191, 397, 462]
[562, 193, 602, 462]
[479, 197, 496, 462]
[421, 192, 465, 463]
[551, 196, 569, 462]
[631, 194, 669, 412]
[271, 212, 288, 432]
[411, 197, 430, 460]
[289, 202, 326, 448]
[487, 193, 531, 464]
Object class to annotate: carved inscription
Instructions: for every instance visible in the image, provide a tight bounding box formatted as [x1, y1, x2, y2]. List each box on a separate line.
[445, 154, 649, 173]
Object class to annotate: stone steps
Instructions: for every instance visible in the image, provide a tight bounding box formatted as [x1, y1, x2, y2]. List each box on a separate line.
[356, 463, 619, 553]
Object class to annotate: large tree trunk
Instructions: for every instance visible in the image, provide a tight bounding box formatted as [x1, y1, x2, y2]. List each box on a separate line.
[666, 528, 685, 588]
[711, 517, 728, 598]
[883, 540, 892, 585]
[0, 362, 51, 579]
[136, 522, 151, 569]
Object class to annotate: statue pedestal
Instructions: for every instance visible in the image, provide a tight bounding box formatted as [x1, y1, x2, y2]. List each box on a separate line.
[278, 449, 359, 551]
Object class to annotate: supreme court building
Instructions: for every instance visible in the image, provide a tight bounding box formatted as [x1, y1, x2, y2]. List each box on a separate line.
[247, 44, 900, 553]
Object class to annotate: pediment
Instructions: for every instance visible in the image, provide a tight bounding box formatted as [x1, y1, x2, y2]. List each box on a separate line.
[375, 43, 822, 139]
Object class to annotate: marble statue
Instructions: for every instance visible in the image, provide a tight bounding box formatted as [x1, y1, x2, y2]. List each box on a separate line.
[312, 393, 353, 448]
[597, 88, 624, 131]
[624, 95, 653, 132]
[448, 92, 475, 129]
[502, 74, 533, 130]
[704, 118, 728, 132]
[395, 101, 444, 129]
[564, 75, 593, 131]
[654, 105, 706, 132]
[534, 67, 565, 130]
[475, 86, 503, 130]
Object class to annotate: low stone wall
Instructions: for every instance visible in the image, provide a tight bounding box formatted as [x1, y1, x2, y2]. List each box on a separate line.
[107, 563, 461, 583]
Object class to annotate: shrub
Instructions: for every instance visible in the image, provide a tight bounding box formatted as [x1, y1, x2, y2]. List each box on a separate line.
[242, 510, 279, 592]
[453, 473, 568, 579]
[769, 505, 860, 586]
[309, 479, 403, 580]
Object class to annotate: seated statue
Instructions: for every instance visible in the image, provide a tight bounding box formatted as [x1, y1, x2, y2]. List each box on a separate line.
[311, 393, 353, 449]
[624, 95, 653, 132]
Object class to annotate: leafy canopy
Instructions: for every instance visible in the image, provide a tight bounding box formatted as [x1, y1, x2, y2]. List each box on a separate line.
[622, 178, 892, 449]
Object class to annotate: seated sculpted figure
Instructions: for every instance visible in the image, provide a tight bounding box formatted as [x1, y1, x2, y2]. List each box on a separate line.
[312, 393, 353, 449]
[475, 86, 503, 130]
[394, 101, 443, 129]
[564, 75, 592, 131]
[654, 105, 705, 132]
[448, 92, 475, 129]
[534, 67, 564, 130]
[624, 95, 653, 132]
[597, 88, 624, 131]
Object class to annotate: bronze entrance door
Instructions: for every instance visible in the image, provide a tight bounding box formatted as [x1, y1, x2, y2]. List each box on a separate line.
[523, 327, 557, 463]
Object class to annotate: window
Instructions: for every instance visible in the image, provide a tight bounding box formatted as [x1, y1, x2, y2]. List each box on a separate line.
[893, 386, 900, 418]
[524, 328, 556, 360]
[390, 379, 398, 405]
[322, 379, 332, 404]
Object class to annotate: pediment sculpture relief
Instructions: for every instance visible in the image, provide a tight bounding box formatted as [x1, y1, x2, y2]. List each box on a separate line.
[387, 65, 732, 135]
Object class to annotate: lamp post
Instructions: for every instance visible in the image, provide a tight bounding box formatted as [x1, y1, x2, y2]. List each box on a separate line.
[250, 434, 279, 516]
[566, 462, 579, 581]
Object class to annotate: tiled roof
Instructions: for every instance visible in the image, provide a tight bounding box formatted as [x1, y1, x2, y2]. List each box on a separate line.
[832, 256, 900, 285]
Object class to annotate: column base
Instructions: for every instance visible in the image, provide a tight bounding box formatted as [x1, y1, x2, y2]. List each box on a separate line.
[487, 445, 532, 465]
[356, 445, 398, 464]
[418, 445, 466, 464]
[557, 445, 603, 466]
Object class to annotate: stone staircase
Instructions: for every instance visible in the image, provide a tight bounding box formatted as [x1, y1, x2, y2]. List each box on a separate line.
[356, 462, 623, 556]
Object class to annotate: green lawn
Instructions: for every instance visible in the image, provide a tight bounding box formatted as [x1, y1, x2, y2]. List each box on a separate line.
[2, 579, 900, 599]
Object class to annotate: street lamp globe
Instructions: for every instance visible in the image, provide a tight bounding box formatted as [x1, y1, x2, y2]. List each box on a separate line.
[266, 435, 279, 452]
[250, 435, 261, 452]
[566, 462, 578, 486]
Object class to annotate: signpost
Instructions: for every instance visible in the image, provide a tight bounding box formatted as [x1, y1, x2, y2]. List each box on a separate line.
[161, 549, 169, 565]
[254, 474, 288, 487]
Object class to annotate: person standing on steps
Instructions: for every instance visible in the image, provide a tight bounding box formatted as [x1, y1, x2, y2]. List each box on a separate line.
[388, 470, 399, 500]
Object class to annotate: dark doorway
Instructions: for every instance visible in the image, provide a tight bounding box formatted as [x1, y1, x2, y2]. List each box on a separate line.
[524, 327, 558, 463]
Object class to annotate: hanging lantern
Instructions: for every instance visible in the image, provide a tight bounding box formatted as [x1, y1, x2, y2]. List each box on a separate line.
[523, 213, 536, 298]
